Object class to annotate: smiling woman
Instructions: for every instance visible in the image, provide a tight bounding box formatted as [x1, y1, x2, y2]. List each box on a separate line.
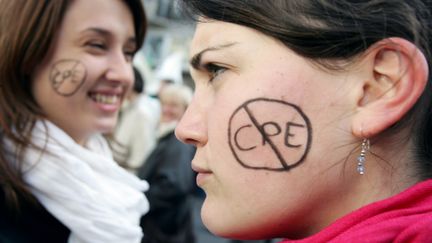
[0, 0, 149, 242]
[176, 0, 432, 242]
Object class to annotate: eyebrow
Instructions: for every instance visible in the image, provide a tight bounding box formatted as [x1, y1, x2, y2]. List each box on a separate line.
[190, 42, 238, 70]
[81, 27, 136, 47]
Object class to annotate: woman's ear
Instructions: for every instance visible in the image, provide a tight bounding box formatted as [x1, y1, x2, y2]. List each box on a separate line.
[352, 37, 429, 138]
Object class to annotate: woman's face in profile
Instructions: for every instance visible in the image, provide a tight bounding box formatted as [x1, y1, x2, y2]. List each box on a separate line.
[31, 0, 136, 144]
[176, 19, 362, 238]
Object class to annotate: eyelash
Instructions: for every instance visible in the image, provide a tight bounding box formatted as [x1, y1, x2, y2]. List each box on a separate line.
[88, 41, 106, 50]
[124, 50, 135, 62]
[87, 42, 135, 62]
[204, 63, 227, 82]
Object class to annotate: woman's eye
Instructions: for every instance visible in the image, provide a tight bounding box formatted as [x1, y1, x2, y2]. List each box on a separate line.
[124, 50, 135, 62]
[87, 41, 106, 50]
[205, 63, 227, 82]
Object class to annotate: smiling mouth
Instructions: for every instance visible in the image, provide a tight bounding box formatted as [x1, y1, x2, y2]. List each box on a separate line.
[89, 93, 119, 105]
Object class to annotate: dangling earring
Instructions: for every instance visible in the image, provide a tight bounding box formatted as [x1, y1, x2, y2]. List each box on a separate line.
[357, 138, 370, 175]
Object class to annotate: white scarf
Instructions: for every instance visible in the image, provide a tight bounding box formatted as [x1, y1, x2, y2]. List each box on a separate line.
[7, 121, 149, 243]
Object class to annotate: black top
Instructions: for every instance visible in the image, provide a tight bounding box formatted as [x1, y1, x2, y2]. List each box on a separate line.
[138, 131, 196, 243]
[0, 192, 70, 243]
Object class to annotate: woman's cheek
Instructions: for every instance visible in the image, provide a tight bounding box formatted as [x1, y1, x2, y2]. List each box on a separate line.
[227, 98, 312, 172]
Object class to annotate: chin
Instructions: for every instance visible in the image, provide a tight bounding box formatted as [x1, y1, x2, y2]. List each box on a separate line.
[204, 219, 265, 241]
[94, 118, 118, 134]
[201, 199, 280, 240]
[207, 221, 281, 241]
[200, 201, 245, 239]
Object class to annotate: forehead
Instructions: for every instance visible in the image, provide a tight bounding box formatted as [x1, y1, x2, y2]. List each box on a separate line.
[61, 0, 134, 37]
[190, 20, 271, 56]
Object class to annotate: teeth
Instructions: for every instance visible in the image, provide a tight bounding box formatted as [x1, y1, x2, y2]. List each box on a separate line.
[92, 93, 118, 104]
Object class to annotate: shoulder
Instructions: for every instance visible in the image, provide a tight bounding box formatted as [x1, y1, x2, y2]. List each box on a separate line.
[303, 180, 432, 242]
[0, 197, 70, 243]
[394, 216, 432, 242]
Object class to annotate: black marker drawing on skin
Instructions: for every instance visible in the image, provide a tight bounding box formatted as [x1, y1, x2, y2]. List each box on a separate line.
[234, 124, 256, 151]
[228, 98, 312, 171]
[49, 59, 87, 96]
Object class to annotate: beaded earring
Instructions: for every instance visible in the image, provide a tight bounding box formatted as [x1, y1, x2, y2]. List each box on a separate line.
[357, 139, 370, 175]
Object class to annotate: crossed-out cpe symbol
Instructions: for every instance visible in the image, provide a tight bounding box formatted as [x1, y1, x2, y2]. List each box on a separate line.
[228, 98, 312, 171]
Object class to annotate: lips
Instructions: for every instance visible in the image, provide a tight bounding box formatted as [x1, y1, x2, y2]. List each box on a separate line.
[192, 163, 213, 186]
[192, 163, 211, 174]
[88, 89, 124, 113]
[89, 93, 119, 105]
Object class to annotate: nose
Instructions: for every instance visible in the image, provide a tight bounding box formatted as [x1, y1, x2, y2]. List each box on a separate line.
[105, 50, 134, 86]
[175, 94, 208, 147]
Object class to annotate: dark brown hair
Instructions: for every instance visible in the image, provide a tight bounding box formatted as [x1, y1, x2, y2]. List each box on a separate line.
[179, 0, 432, 178]
[0, 0, 147, 211]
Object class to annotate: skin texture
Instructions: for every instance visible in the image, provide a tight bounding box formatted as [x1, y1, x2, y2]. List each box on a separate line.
[31, 0, 136, 145]
[175, 20, 427, 240]
[228, 98, 312, 171]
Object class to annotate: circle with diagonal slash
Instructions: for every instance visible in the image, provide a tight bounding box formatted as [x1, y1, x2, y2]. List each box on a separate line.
[49, 59, 87, 96]
[228, 98, 312, 171]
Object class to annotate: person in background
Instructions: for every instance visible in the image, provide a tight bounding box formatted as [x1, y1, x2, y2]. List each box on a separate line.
[0, 0, 149, 242]
[111, 66, 161, 174]
[138, 83, 196, 243]
[176, 0, 432, 242]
